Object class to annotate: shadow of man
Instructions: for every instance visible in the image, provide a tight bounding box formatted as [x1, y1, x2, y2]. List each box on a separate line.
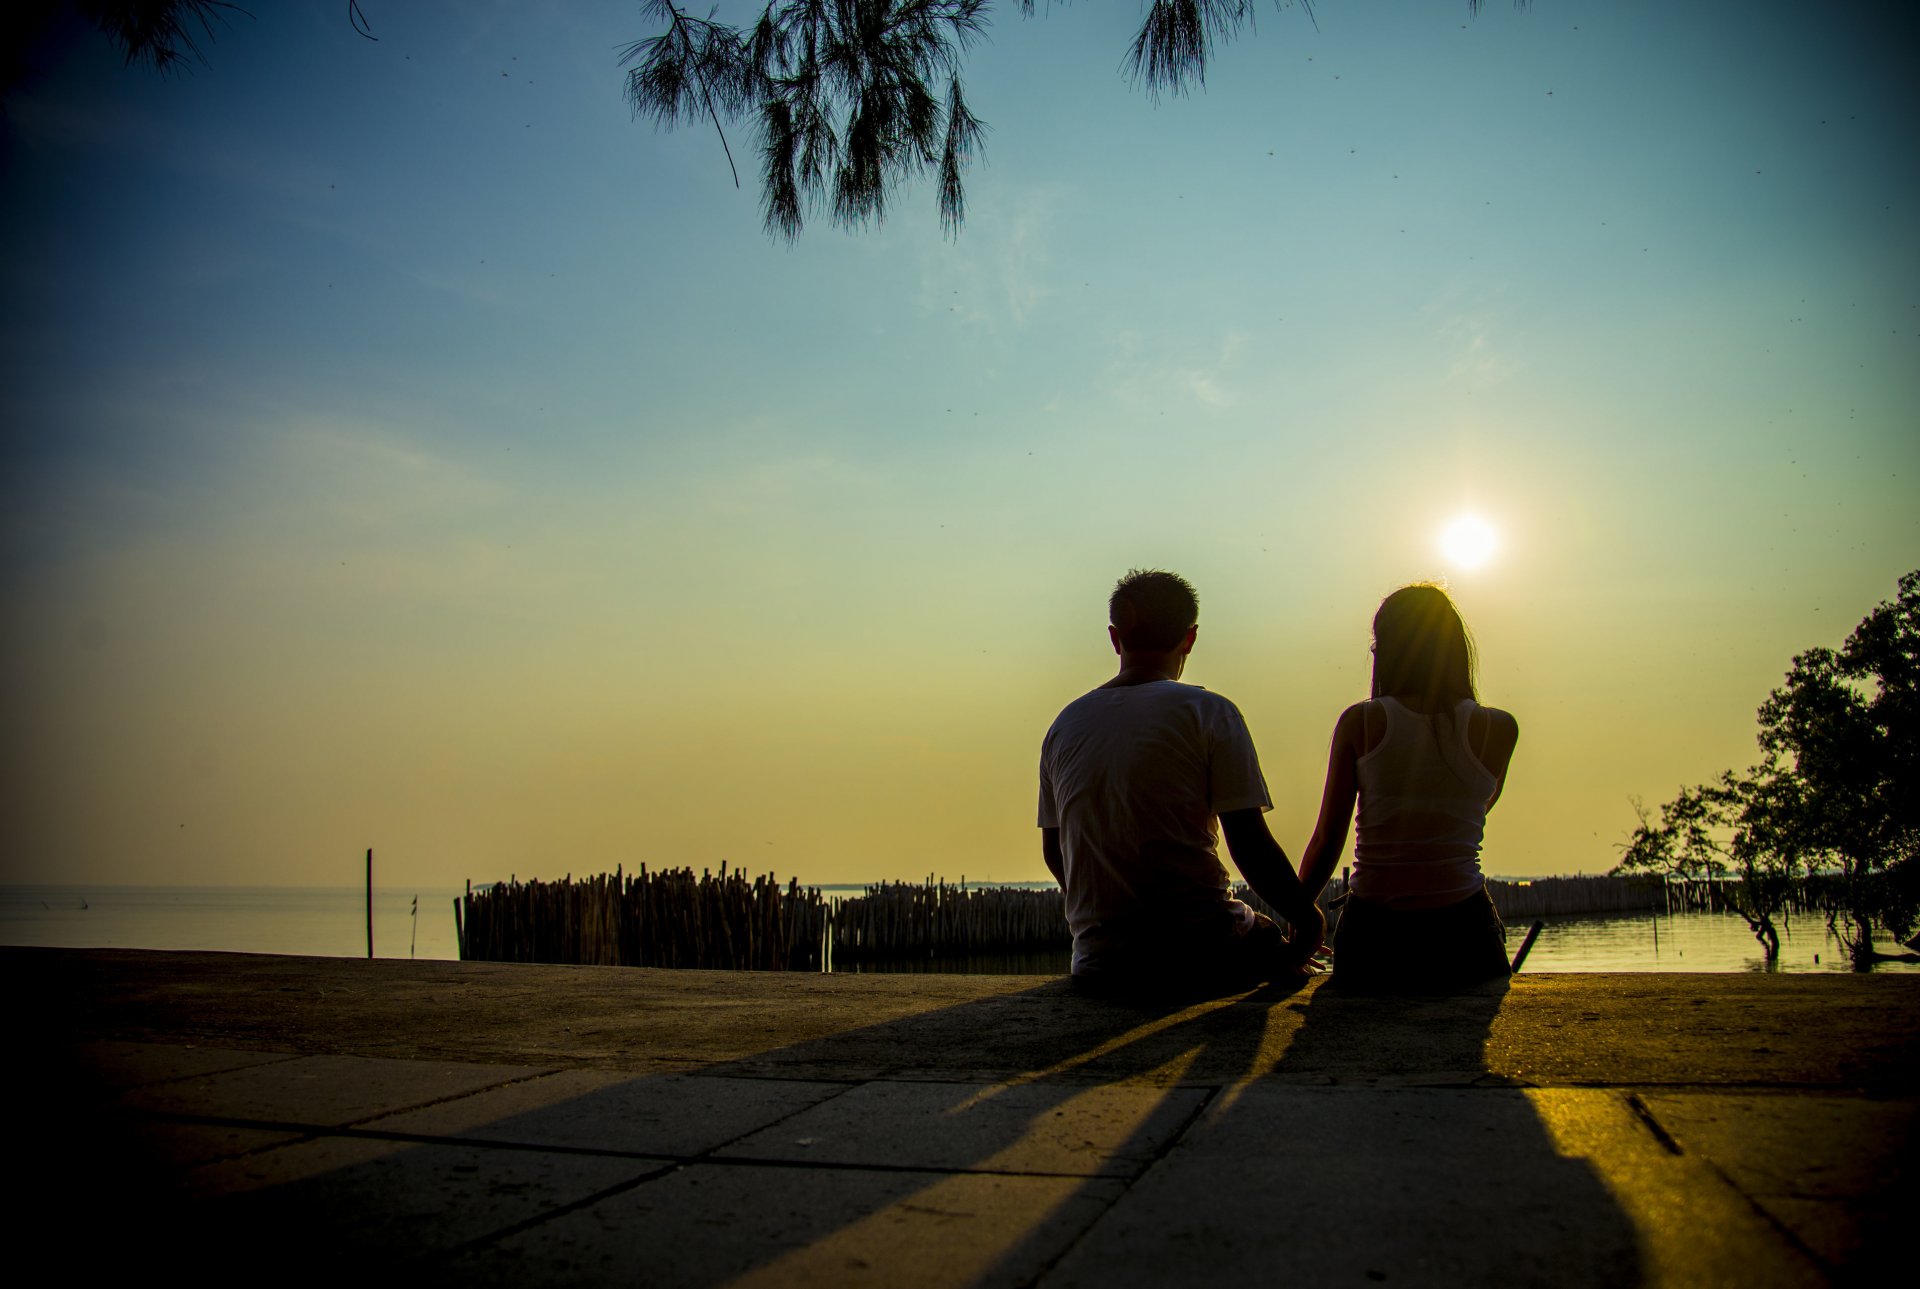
[48, 960, 1650, 1289]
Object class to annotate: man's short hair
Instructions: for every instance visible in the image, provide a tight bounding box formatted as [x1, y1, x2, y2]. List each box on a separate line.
[1109, 569, 1199, 651]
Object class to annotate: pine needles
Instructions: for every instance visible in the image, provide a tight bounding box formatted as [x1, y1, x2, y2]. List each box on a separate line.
[625, 0, 990, 239]
[624, 1, 1517, 238]
[79, 0, 253, 75]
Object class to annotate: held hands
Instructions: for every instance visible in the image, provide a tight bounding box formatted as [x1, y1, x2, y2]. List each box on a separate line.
[1283, 904, 1330, 975]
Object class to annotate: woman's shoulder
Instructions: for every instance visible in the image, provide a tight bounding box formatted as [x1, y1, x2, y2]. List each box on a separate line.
[1467, 703, 1520, 764]
[1337, 699, 1389, 756]
[1335, 699, 1384, 730]
[1470, 703, 1519, 735]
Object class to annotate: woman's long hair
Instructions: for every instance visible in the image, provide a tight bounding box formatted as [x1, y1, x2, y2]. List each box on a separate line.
[1371, 584, 1477, 708]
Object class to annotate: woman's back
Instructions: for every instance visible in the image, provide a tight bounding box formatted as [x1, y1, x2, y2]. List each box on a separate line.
[1351, 697, 1509, 910]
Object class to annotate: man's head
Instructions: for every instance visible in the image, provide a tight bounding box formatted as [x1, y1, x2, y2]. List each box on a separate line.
[1109, 569, 1199, 654]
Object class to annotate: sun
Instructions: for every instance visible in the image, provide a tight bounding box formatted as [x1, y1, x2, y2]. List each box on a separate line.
[1438, 513, 1499, 570]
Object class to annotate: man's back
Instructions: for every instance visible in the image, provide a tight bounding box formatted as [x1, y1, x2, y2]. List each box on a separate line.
[1039, 680, 1270, 974]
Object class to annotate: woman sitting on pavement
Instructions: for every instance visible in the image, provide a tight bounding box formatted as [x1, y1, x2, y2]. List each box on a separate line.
[1297, 583, 1519, 991]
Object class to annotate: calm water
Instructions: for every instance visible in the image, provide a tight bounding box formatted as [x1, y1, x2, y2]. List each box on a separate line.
[1, 885, 467, 961]
[2, 884, 1912, 973]
[1496, 908, 1916, 974]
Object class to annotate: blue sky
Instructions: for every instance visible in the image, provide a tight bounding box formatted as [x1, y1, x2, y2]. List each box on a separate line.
[2, 0, 1915, 889]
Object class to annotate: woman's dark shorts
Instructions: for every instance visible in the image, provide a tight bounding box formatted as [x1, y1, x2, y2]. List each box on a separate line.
[1329, 886, 1510, 993]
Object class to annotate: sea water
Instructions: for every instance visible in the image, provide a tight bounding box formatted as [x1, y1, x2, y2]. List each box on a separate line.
[0, 885, 466, 961]
[1497, 907, 1915, 974]
[1, 884, 1912, 973]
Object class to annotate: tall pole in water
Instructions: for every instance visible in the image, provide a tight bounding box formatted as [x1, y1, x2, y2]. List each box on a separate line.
[366, 848, 374, 959]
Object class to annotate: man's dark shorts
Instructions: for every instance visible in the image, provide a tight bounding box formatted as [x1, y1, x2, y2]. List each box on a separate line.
[1070, 911, 1303, 1001]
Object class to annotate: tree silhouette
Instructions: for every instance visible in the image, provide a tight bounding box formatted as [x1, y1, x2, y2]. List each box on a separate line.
[3, 1, 378, 95]
[1617, 572, 1920, 967]
[12, 2, 1527, 236]
[623, 1, 1520, 239]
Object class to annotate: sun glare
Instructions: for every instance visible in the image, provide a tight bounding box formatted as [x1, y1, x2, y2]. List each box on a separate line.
[1439, 513, 1499, 570]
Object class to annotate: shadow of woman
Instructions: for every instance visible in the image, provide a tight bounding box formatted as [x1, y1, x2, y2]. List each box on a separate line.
[1029, 976, 1652, 1287]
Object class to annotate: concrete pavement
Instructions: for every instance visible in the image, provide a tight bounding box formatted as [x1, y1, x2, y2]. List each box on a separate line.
[9, 947, 1916, 1286]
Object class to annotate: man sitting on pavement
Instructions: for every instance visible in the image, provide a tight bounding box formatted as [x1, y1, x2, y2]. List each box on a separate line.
[1038, 568, 1324, 994]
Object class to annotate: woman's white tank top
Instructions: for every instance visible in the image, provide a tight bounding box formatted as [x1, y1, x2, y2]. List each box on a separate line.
[1351, 697, 1498, 908]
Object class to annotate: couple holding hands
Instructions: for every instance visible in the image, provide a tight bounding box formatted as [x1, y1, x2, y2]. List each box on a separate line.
[1039, 569, 1519, 996]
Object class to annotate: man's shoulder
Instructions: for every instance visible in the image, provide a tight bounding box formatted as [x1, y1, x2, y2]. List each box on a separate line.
[1043, 688, 1108, 748]
[1152, 681, 1249, 721]
[1182, 683, 1244, 710]
[1046, 682, 1246, 733]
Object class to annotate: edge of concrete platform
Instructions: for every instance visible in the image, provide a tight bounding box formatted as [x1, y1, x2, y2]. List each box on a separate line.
[12, 946, 1920, 1092]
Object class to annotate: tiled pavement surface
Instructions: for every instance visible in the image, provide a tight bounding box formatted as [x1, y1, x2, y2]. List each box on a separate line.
[11, 948, 1916, 1286]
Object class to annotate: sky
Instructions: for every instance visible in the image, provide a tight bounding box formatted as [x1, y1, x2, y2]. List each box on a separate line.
[1, 0, 1914, 892]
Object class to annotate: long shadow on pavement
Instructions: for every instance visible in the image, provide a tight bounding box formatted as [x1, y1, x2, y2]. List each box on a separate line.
[33, 971, 1671, 1287]
[1036, 980, 1647, 1286]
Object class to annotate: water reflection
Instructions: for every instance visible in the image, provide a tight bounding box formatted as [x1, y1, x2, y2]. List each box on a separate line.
[6, 885, 1913, 974]
[841, 912, 1920, 975]
[1504, 909, 1920, 974]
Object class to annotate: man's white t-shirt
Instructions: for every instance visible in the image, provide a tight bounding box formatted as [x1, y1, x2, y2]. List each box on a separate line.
[1038, 680, 1272, 974]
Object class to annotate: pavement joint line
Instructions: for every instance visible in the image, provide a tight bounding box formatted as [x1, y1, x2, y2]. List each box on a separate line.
[443, 1159, 685, 1260]
[681, 1076, 867, 1160]
[1016, 1079, 1227, 1289]
[1604, 1088, 1848, 1280]
[74, 1051, 313, 1104]
[123, 1108, 690, 1163]
[1621, 1091, 1685, 1155]
[1477, 1079, 1906, 1094]
[119, 1108, 1144, 1180]
[119, 1051, 313, 1090]
[1671, 1123, 1840, 1278]
[106, 1057, 574, 1129]
[154, 1062, 1907, 1096]
[329, 1065, 567, 1129]
[91, 1043, 1920, 1099]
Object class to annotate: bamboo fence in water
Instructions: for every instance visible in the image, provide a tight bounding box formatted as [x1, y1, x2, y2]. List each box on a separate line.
[828, 878, 1067, 962]
[458, 864, 826, 970]
[456, 869, 1855, 970]
[458, 872, 1072, 968]
[1487, 873, 1877, 922]
[1486, 875, 1665, 920]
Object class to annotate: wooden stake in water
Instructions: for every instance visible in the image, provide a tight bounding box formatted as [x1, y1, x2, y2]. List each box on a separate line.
[1510, 920, 1545, 973]
[410, 894, 418, 959]
[365, 848, 373, 959]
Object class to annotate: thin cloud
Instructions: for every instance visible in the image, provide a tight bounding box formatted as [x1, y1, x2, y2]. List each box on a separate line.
[1103, 328, 1249, 410]
[914, 182, 1063, 328]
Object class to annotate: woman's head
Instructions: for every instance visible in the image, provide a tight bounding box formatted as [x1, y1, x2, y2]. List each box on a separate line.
[1371, 584, 1477, 705]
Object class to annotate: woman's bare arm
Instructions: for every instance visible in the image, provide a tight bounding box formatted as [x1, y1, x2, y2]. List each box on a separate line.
[1298, 703, 1365, 899]
[1476, 708, 1520, 811]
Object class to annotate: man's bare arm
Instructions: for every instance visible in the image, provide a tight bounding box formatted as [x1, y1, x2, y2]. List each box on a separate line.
[1218, 809, 1323, 958]
[1042, 827, 1065, 888]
